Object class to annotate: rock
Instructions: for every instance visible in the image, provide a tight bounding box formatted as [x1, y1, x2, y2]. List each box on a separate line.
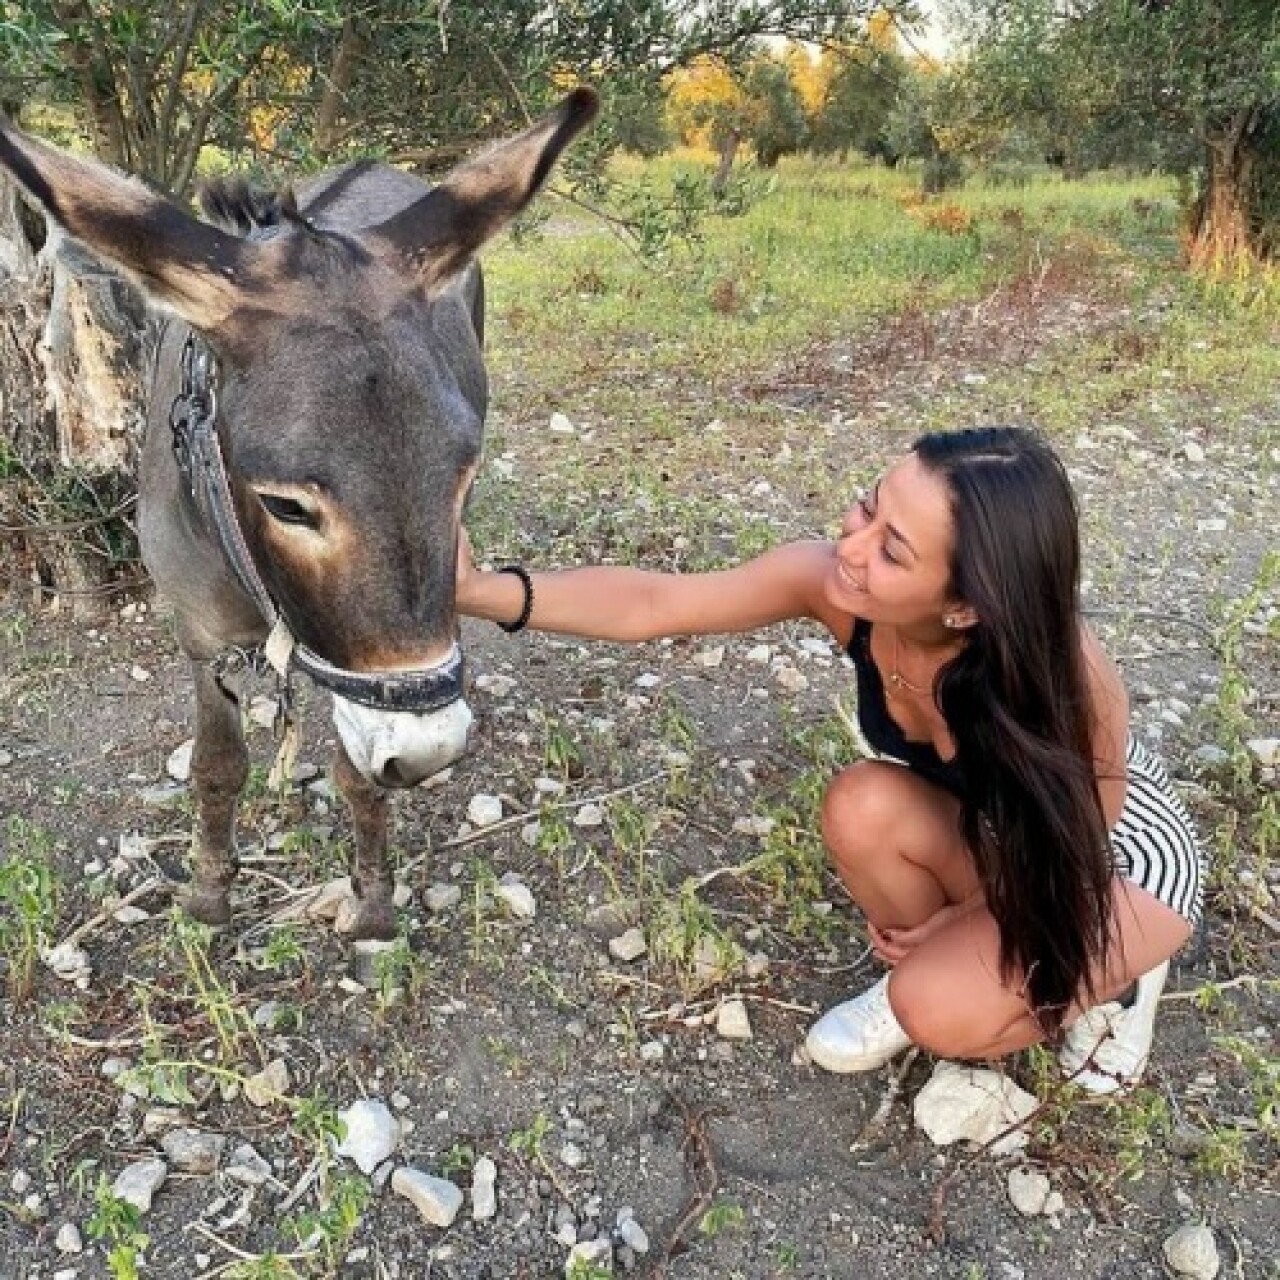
[774, 664, 808, 693]
[549, 411, 576, 434]
[41, 941, 91, 986]
[336, 1099, 401, 1174]
[425, 883, 462, 913]
[392, 1168, 464, 1227]
[496, 875, 537, 920]
[476, 672, 517, 698]
[303, 877, 356, 922]
[243, 1058, 291, 1108]
[1182, 440, 1206, 463]
[471, 1155, 498, 1221]
[565, 1239, 613, 1275]
[468, 793, 504, 827]
[160, 1128, 226, 1174]
[559, 1141, 586, 1169]
[248, 696, 278, 729]
[226, 1143, 274, 1187]
[584, 902, 635, 938]
[716, 997, 752, 1041]
[10, 1170, 31, 1194]
[618, 1217, 649, 1254]
[138, 781, 187, 807]
[912, 1062, 1038, 1155]
[112, 1158, 167, 1213]
[1162, 1223, 1220, 1279]
[1246, 738, 1280, 768]
[166, 738, 194, 782]
[608, 928, 647, 962]
[54, 1222, 83, 1253]
[574, 803, 605, 827]
[1187, 744, 1232, 776]
[1006, 1166, 1052, 1216]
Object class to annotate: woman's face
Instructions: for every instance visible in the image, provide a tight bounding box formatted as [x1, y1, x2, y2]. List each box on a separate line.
[825, 452, 960, 628]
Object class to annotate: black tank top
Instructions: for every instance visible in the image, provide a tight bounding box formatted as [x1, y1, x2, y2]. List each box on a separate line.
[846, 617, 969, 800]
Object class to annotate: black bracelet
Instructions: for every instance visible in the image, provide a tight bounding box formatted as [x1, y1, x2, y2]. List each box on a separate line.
[495, 564, 534, 633]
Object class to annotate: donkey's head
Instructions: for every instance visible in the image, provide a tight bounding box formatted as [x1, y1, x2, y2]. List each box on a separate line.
[0, 91, 597, 787]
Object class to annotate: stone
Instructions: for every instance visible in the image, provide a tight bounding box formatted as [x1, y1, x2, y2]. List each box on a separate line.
[496, 875, 537, 920]
[574, 803, 605, 827]
[559, 1141, 586, 1169]
[41, 941, 91, 985]
[336, 1099, 401, 1174]
[243, 1058, 291, 1108]
[716, 997, 753, 1041]
[912, 1062, 1038, 1156]
[608, 928, 647, 962]
[425, 883, 462, 913]
[565, 1239, 613, 1275]
[618, 1217, 650, 1254]
[467, 793, 504, 828]
[1162, 1223, 1220, 1279]
[54, 1222, 83, 1253]
[392, 1167, 464, 1227]
[226, 1143, 274, 1187]
[1006, 1166, 1052, 1216]
[112, 1158, 167, 1213]
[471, 1155, 498, 1221]
[166, 738, 194, 782]
[303, 877, 356, 922]
[1246, 738, 1280, 768]
[160, 1128, 226, 1174]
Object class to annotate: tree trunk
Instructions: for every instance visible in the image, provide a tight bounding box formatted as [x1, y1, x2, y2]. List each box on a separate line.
[711, 129, 742, 197]
[315, 13, 365, 161]
[0, 177, 154, 612]
[1189, 116, 1259, 270]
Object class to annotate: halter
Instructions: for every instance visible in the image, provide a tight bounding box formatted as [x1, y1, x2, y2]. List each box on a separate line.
[168, 331, 465, 715]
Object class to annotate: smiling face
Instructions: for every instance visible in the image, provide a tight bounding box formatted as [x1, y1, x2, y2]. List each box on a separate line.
[825, 451, 972, 633]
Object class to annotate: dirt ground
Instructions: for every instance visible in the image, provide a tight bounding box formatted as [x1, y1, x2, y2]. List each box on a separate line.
[1, 276, 1278, 1280]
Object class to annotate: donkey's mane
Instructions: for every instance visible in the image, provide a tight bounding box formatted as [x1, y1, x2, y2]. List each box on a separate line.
[196, 177, 305, 238]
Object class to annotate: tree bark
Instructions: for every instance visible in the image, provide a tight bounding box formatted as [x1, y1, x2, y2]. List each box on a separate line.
[315, 13, 366, 161]
[711, 129, 742, 197]
[1189, 114, 1260, 270]
[1, 177, 153, 610]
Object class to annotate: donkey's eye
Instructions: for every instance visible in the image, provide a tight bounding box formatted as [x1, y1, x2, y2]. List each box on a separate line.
[258, 493, 317, 528]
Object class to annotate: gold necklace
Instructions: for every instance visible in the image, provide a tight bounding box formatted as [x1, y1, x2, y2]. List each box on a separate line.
[887, 627, 930, 697]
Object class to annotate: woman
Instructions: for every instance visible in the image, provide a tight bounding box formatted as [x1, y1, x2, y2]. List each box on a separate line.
[456, 426, 1204, 1092]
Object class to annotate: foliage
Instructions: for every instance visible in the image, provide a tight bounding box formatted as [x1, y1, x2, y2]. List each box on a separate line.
[809, 43, 908, 163]
[0, 818, 59, 1001]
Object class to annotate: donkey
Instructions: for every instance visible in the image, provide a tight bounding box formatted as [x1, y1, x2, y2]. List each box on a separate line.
[0, 90, 598, 949]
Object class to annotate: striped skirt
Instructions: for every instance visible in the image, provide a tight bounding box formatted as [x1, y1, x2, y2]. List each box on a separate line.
[1111, 736, 1206, 924]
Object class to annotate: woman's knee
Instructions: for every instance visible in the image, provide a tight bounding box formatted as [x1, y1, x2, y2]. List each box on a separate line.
[821, 762, 908, 862]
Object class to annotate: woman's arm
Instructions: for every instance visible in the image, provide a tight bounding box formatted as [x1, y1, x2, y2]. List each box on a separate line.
[1082, 623, 1131, 828]
[458, 533, 848, 643]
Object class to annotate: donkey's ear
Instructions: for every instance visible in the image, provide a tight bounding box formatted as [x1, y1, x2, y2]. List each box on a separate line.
[0, 115, 255, 331]
[369, 87, 599, 290]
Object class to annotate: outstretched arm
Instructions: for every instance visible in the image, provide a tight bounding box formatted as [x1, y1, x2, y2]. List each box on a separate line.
[458, 532, 846, 643]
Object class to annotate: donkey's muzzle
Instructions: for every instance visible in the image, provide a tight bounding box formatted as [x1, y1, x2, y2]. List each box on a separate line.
[332, 692, 473, 789]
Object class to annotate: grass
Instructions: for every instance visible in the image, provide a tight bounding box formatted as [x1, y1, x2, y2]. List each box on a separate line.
[0, 818, 60, 1001]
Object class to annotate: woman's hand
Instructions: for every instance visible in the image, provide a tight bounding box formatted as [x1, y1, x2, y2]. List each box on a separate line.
[455, 526, 481, 612]
[869, 895, 984, 967]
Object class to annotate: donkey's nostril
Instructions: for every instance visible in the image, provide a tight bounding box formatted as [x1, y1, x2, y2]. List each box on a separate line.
[376, 757, 411, 789]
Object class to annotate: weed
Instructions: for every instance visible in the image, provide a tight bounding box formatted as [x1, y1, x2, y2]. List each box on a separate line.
[650, 881, 744, 996]
[371, 933, 429, 1013]
[256, 923, 306, 973]
[286, 1169, 370, 1271]
[1103, 1088, 1171, 1180]
[541, 713, 585, 780]
[0, 817, 59, 1000]
[439, 1141, 476, 1179]
[86, 1177, 150, 1280]
[698, 1197, 746, 1237]
[171, 912, 259, 1060]
[223, 1256, 303, 1280]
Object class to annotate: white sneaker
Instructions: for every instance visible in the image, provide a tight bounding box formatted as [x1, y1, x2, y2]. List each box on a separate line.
[1058, 960, 1169, 1095]
[806, 975, 913, 1073]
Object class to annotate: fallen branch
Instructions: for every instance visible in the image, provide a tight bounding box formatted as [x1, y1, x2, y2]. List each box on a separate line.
[851, 1048, 919, 1152]
[59, 876, 170, 949]
[654, 1091, 722, 1278]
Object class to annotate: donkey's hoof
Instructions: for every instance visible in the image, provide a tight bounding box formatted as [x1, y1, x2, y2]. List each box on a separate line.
[180, 884, 233, 929]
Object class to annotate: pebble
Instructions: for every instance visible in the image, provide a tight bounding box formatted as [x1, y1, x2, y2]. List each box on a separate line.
[1162, 1223, 1220, 1279]
[471, 1155, 498, 1221]
[225, 1143, 273, 1187]
[1007, 1166, 1052, 1216]
[1246, 738, 1279, 767]
[160, 1127, 225, 1174]
[54, 1222, 83, 1254]
[336, 1099, 401, 1174]
[913, 1062, 1037, 1155]
[716, 997, 753, 1041]
[467, 793, 504, 828]
[565, 1239, 613, 1275]
[618, 1217, 650, 1254]
[112, 1158, 167, 1213]
[608, 928, 647, 962]
[559, 1141, 586, 1169]
[496, 874, 537, 920]
[10, 1170, 31, 1194]
[392, 1168, 464, 1227]
[425, 883, 462, 913]
[574, 803, 605, 827]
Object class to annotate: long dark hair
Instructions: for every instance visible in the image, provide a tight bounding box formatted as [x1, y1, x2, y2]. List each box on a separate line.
[915, 426, 1113, 1038]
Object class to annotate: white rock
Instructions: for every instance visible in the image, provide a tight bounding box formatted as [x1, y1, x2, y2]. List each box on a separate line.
[130, 664, 152, 682]
[10, 1170, 31, 1194]
[336, 1099, 401, 1174]
[467, 793, 504, 828]
[634, 672, 661, 689]
[54, 1222, 83, 1253]
[745, 644, 772, 664]
[112, 1158, 167, 1213]
[732, 815, 775, 838]
[425, 883, 462, 913]
[160, 1128, 226, 1174]
[608, 928, 647, 962]
[549, 411, 576, 434]
[41, 941, 91, 985]
[1246, 738, 1280, 768]
[565, 1239, 613, 1275]
[716, 997, 753, 1041]
[1182, 441, 1206, 463]
[476, 672, 517, 698]
[243, 1058, 291, 1108]
[471, 1155, 498, 1221]
[774, 665, 809, 693]
[1006, 1166, 1052, 1216]
[1162, 1223, 1220, 1279]
[304, 877, 356, 922]
[559, 1141, 586, 1169]
[913, 1062, 1038, 1155]
[496, 875, 537, 920]
[392, 1167, 463, 1227]
[248, 696, 278, 729]
[574, 803, 605, 827]
[692, 646, 725, 669]
[225, 1143, 273, 1187]
[618, 1217, 650, 1254]
[166, 738, 194, 782]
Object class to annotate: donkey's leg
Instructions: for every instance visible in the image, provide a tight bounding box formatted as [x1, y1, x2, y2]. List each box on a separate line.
[182, 662, 248, 927]
[333, 742, 398, 942]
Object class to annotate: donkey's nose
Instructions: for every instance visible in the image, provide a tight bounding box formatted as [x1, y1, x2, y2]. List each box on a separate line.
[333, 696, 473, 787]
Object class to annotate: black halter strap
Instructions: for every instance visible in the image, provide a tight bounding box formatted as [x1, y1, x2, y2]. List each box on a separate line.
[168, 331, 465, 714]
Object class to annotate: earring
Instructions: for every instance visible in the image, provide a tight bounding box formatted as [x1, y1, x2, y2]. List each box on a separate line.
[943, 615, 958, 629]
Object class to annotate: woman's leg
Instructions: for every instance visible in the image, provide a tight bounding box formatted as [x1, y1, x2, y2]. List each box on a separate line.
[821, 760, 981, 930]
[888, 878, 1192, 1059]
